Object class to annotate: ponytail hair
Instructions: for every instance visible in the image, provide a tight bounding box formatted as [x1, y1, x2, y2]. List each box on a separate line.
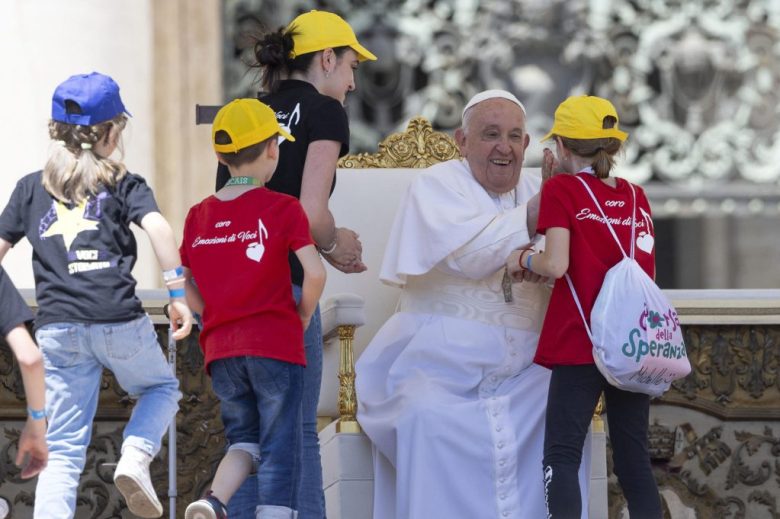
[250, 26, 351, 93]
[252, 27, 299, 93]
[558, 116, 623, 179]
[43, 115, 128, 204]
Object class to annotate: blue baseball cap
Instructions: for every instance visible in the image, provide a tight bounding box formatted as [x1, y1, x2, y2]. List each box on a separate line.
[51, 72, 131, 125]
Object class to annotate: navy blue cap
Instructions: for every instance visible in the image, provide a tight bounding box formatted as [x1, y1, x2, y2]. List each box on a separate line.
[51, 72, 131, 125]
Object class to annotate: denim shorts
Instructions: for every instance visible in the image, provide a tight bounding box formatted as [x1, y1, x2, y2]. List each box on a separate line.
[210, 356, 304, 509]
[210, 356, 304, 456]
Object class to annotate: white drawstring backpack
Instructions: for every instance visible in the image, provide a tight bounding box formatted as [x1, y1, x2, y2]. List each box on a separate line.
[564, 176, 691, 397]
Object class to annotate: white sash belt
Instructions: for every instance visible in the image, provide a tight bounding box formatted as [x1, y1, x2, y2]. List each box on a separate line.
[398, 268, 550, 332]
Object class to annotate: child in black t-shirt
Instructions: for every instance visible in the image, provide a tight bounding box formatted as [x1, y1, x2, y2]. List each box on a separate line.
[0, 266, 47, 479]
[214, 11, 376, 516]
[0, 72, 193, 518]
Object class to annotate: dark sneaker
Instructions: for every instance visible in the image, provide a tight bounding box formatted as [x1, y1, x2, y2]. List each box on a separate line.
[185, 492, 228, 519]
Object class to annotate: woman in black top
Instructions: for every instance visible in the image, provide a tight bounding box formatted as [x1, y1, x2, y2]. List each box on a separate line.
[217, 10, 376, 519]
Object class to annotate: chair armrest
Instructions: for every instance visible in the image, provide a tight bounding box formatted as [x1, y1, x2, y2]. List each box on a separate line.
[318, 294, 366, 423]
[321, 293, 366, 341]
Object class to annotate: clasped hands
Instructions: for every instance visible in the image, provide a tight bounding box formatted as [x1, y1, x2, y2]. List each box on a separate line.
[323, 227, 367, 273]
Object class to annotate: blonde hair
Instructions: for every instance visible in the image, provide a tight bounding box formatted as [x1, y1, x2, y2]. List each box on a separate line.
[557, 116, 623, 179]
[43, 115, 128, 204]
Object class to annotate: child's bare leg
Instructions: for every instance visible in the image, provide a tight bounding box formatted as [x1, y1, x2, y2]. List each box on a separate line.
[210, 447, 256, 503]
[185, 445, 257, 519]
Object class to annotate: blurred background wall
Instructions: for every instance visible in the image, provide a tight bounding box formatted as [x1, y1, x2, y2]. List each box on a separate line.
[0, 0, 221, 288]
[223, 0, 780, 290]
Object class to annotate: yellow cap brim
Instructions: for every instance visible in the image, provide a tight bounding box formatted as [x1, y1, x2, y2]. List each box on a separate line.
[278, 127, 295, 142]
[351, 42, 377, 61]
[213, 126, 296, 153]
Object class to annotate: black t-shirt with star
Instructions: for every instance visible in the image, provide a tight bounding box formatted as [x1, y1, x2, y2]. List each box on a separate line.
[216, 79, 350, 285]
[0, 171, 160, 329]
[0, 266, 34, 337]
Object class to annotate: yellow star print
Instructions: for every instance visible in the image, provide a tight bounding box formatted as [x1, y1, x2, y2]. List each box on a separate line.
[41, 200, 99, 250]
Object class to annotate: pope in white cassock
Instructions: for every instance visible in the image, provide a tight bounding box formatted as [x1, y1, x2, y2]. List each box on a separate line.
[356, 90, 591, 519]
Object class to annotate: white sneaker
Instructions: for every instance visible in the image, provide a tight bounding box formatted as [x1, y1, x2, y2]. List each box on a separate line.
[114, 445, 163, 518]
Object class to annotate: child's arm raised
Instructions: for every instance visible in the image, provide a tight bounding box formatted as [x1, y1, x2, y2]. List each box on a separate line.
[294, 245, 326, 330]
[6, 325, 48, 478]
[140, 212, 193, 340]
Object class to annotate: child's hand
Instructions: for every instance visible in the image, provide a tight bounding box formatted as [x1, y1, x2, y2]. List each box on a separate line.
[300, 316, 311, 331]
[323, 228, 368, 274]
[16, 417, 48, 479]
[298, 307, 312, 331]
[507, 249, 549, 284]
[168, 299, 193, 340]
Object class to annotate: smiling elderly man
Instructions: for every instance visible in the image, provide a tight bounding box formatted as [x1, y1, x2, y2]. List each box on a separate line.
[356, 90, 591, 519]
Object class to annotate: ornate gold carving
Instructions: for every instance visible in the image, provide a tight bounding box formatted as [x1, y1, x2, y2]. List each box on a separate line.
[336, 324, 361, 433]
[338, 117, 460, 169]
[677, 307, 780, 317]
[662, 325, 780, 420]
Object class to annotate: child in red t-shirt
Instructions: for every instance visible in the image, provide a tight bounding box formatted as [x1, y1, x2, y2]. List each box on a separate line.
[181, 99, 326, 519]
[506, 96, 662, 519]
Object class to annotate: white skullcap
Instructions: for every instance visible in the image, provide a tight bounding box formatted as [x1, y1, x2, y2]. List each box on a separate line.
[462, 89, 526, 118]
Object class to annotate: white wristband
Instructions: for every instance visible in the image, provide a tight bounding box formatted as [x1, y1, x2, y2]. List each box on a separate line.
[163, 266, 184, 282]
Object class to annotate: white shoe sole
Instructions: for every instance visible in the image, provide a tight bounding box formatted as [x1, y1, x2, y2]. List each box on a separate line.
[114, 473, 163, 518]
[185, 501, 219, 519]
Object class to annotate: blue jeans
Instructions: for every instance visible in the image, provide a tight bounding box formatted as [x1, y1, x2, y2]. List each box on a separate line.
[211, 356, 303, 513]
[229, 284, 325, 518]
[33, 315, 181, 519]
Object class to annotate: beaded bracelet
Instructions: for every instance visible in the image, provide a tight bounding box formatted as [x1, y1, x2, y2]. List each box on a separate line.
[319, 237, 338, 255]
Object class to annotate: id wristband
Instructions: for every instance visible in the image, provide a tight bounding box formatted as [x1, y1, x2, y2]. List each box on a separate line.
[28, 408, 46, 421]
[168, 288, 186, 298]
[525, 252, 535, 271]
[163, 266, 184, 282]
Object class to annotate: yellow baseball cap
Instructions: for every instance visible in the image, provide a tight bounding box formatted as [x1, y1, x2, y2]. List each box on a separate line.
[287, 10, 377, 62]
[212, 99, 294, 154]
[541, 95, 628, 142]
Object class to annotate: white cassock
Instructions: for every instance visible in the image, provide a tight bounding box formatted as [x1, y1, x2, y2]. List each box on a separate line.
[356, 159, 591, 519]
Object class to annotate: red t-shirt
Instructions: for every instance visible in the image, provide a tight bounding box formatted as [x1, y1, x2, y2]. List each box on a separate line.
[534, 172, 656, 368]
[180, 188, 314, 370]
